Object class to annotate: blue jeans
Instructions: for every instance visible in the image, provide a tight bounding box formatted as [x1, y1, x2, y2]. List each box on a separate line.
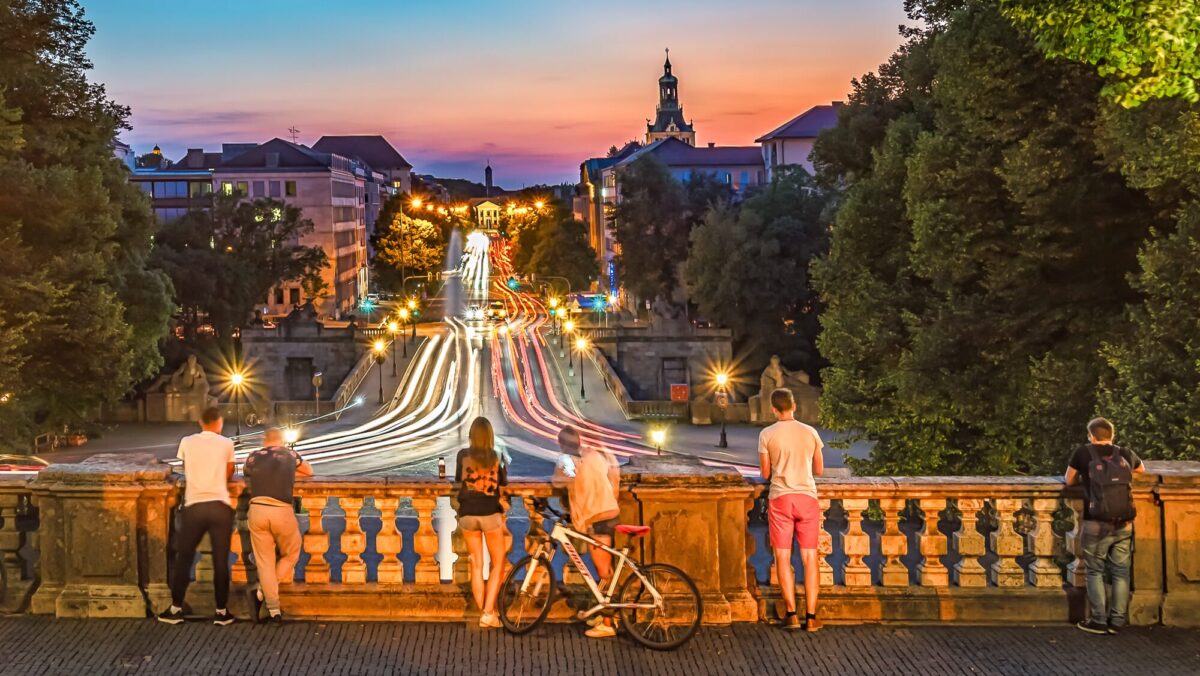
[1081, 520, 1133, 626]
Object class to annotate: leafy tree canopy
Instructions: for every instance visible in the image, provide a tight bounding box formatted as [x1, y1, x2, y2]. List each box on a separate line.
[528, 219, 598, 292]
[370, 193, 447, 292]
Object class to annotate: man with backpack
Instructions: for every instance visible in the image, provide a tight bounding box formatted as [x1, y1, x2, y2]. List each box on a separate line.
[1064, 417, 1144, 635]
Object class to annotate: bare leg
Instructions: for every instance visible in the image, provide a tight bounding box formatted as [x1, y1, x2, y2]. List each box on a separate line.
[799, 548, 819, 616]
[464, 530, 485, 611]
[774, 547, 796, 614]
[589, 535, 613, 582]
[482, 527, 507, 614]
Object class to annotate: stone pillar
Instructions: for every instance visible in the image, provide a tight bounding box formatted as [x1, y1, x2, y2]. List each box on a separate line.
[1154, 461, 1200, 627]
[29, 454, 174, 618]
[1129, 469, 1163, 625]
[626, 455, 756, 624]
[0, 478, 35, 612]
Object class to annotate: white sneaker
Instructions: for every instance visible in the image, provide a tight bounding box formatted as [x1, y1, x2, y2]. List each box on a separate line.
[585, 622, 616, 638]
[479, 612, 502, 628]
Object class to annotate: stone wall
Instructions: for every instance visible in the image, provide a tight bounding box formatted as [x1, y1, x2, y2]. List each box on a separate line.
[241, 309, 364, 409]
[592, 327, 732, 401]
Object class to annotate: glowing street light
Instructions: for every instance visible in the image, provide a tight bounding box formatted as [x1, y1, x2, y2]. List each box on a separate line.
[388, 319, 402, 370]
[650, 428, 666, 455]
[229, 369, 247, 437]
[574, 336, 589, 400]
[562, 318, 575, 355]
[534, 200, 545, 210]
[397, 308, 410, 360]
[410, 197, 423, 209]
[283, 427, 300, 449]
[714, 371, 730, 448]
[372, 339, 387, 404]
[406, 298, 418, 338]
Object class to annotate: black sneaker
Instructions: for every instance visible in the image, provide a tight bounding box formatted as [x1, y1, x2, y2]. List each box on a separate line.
[267, 612, 284, 627]
[156, 607, 185, 625]
[248, 589, 264, 624]
[213, 609, 235, 626]
[1107, 623, 1121, 635]
[1077, 620, 1108, 635]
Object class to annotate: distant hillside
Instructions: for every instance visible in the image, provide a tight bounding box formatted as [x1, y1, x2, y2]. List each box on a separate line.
[415, 174, 509, 201]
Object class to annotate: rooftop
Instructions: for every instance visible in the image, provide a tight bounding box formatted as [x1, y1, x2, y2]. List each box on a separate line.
[312, 135, 413, 171]
[755, 102, 844, 142]
[617, 137, 762, 169]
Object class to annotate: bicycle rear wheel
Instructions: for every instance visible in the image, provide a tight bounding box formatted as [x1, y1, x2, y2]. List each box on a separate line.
[498, 554, 556, 634]
[616, 563, 703, 650]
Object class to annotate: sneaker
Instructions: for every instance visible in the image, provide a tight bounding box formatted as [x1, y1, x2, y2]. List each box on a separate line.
[805, 615, 823, 633]
[156, 607, 185, 625]
[478, 612, 502, 629]
[248, 589, 265, 624]
[213, 609, 235, 626]
[1077, 620, 1108, 635]
[783, 613, 802, 630]
[267, 612, 284, 627]
[585, 622, 617, 639]
[1106, 623, 1121, 635]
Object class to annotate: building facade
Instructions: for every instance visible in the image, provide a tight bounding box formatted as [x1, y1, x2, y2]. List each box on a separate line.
[755, 102, 843, 180]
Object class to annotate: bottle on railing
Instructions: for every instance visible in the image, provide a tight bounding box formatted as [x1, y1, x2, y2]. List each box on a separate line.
[438, 457, 446, 480]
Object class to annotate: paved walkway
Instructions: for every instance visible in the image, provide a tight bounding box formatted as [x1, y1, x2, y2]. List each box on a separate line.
[0, 618, 1195, 675]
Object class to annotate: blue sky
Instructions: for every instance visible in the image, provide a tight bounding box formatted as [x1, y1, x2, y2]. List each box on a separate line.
[84, 0, 910, 185]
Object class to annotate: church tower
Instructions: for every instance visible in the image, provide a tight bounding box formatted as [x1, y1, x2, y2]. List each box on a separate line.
[645, 49, 696, 146]
[484, 161, 493, 197]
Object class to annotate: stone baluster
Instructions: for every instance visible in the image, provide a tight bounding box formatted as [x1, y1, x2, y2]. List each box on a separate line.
[817, 498, 833, 587]
[990, 498, 1025, 587]
[229, 514, 248, 585]
[340, 496, 366, 584]
[879, 498, 908, 586]
[1028, 498, 1061, 588]
[450, 518, 470, 586]
[411, 496, 441, 584]
[0, 490, 26, 609]
[917, 498, 949, 587]
[842, 498, 872, 587]
[1064, 496, 1086, 588]
[375, 496, 403, 584]
[954, 498, 987, 587]
[194, 533, 214, 585]
[301, 495, 330, 583]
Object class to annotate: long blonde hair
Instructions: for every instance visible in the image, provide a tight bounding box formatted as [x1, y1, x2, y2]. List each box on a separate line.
[467, 416, 498, 468]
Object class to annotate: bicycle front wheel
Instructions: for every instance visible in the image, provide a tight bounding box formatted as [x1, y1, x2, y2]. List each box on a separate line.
[498, 554, 556, 634]
[616, 563, 703, 650]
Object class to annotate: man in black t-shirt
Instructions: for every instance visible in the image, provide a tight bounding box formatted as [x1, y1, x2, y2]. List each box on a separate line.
[1064, 417, 1144, 635]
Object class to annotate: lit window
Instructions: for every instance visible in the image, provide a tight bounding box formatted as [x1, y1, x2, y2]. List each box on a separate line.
[222, 182, 233, 196]
[285, 181, 297, 196]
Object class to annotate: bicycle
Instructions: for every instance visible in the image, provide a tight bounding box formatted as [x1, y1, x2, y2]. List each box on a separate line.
[498, 498, 703, 650]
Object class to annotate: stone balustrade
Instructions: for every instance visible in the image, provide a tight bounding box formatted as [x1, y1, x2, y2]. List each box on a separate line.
[1, 454, 1196, 628]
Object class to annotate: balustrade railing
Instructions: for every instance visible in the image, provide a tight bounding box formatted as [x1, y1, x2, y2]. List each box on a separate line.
[0, 477, 38, 612]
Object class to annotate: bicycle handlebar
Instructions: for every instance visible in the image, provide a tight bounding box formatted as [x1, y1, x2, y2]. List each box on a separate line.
[530, 497, 566, 521]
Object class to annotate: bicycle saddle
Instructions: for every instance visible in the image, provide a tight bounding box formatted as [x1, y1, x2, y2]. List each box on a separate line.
[615, 525, 650, 537]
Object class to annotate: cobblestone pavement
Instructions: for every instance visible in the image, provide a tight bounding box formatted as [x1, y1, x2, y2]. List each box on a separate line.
[1, 618, 1197, 675]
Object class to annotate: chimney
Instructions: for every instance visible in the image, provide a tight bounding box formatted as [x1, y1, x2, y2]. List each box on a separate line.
[707, 142, 716, 148]
[185, 148, 204, 168]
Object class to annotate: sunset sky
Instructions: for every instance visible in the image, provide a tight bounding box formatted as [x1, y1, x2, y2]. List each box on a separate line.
[85, 0, 911, 186]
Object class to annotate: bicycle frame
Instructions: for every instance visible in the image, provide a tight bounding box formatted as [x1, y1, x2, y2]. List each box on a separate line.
[522, 517, 663, 619]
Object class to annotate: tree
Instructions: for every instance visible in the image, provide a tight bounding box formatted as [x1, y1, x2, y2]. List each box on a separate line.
[814, 1, 1161, 474]
[152, 196, 329, 337]
[528, 219, 598, 291]
[1002, 0, 1200, 107]
[685, 168, 830, 375]
[611, 156, 729, 304]
[370, 193, 447, 292]
[0, 0, 173, 447]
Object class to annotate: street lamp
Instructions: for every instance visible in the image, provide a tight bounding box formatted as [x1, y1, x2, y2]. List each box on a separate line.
[534, 200, 545, 210]
[283, 427, 300, 449]
[397, 309, 410, 358]
[575, 336, 589, 400]
[229, 370, 246, 437]
[563, 318, 575, 357]
[715, 371, 730, 449]
[388, 320, 401, 372]
[650, 428, 666, 455]
[372, 339, 387, 404]
[407, 298, 418, 339]
[410, 197, 423, 209]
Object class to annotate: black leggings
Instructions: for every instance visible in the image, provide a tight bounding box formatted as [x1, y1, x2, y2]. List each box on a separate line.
[171, 501, 235, 609]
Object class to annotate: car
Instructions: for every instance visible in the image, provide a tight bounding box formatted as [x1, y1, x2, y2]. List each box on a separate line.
[0, 454, 49, 476]
[365, 293, 381, 304]
[486, 299, 508, 321]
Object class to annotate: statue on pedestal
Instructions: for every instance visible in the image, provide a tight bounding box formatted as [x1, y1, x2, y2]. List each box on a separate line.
[145, 355, 214, 422]
[751, 355, 820, 425]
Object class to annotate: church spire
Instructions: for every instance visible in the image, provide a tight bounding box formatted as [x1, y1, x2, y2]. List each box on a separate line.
[664, 47, 671, 75]
[645, 50, 695, 146]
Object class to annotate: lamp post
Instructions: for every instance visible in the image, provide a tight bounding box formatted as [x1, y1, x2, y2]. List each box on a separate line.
[715, 371, 730, 449]
[563, 319, 575, 359]
[407, 298, 418, 339]
[388, 320, 400, 374]
[398, 309, 410, 358]
[230, 370, 246, 437]
[284, 427, 300, 450]
[650, 428, 666, 455]
[373, 339, 386, 404]
[575, 336, 588, 400]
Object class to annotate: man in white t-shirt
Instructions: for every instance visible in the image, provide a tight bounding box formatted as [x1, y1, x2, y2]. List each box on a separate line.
[158, 406, 237, 626]
[758, 388, 824, 632]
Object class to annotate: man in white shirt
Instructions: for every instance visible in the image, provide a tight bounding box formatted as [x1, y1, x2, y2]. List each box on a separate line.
[758, 388, 824, 632]
[158, 406, 237, 626]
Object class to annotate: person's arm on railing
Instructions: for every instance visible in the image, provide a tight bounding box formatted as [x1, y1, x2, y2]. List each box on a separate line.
[758, 429, 771, 480]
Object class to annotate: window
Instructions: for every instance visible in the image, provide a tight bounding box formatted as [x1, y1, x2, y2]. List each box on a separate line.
[137, 182, 153, 194]
[269, 181, 281, 197]
[333, 206, 356, 222]
[189, 182, 212, 198]
[740, 171, 749, 188]
[236, 181, 249, 196]
[332, 181, 356, 198]
[252, 181, 265, 197]
[152, 181, 187, 198]
[289, 288, 301, 305]
[285, 181, 297, 196]
[274, 287, 284, 305]
[222, 181, 233, 196]
[153, 207, 188, 223]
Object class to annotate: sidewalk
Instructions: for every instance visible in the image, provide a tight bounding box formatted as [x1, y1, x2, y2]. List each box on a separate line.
[0, 617, 1195, 675]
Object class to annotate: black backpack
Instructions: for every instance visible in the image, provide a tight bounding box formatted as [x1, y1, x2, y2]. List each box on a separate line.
[1085, 445, 1136, 523]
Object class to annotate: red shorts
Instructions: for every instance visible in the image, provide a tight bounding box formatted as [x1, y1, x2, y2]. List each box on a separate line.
[767, 494, 821, 550]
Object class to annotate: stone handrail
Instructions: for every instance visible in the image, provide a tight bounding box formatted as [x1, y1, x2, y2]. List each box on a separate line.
[331, 348, 377, 416]
[4, 454, 1198, 627]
